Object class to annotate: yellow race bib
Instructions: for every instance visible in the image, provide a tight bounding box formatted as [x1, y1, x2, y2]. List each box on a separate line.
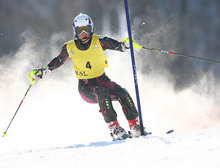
[66, 35, 108, 79]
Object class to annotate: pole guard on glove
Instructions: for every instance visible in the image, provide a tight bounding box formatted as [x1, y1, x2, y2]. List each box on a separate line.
[29, 66, 48, 85]
[121, 38, 143, 50]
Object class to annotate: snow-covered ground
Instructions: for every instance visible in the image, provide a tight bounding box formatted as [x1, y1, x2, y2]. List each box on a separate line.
[1, 126, 220, 168]
[1, 32, 220, 168]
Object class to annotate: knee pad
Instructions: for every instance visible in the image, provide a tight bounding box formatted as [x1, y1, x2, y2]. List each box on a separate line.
[114, 86, 138, 120]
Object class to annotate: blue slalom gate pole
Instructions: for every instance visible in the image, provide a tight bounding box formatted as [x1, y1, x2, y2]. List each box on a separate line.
[124, 0, 144, 135]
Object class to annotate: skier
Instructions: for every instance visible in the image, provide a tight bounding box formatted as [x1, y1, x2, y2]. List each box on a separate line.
[30, 13, 144, 140]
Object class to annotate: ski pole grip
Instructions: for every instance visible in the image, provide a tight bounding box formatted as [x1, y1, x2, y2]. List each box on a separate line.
[122, 38, 143, 49]
[29, 70, 37, 85]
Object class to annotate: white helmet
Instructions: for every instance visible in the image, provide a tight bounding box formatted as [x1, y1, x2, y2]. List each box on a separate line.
[73, 13, 94, 35]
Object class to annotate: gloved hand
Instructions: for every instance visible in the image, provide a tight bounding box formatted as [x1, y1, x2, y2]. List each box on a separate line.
[121, 38, 130, 51]
[121, 38, 143, 51]
[29, 66, 48, 85]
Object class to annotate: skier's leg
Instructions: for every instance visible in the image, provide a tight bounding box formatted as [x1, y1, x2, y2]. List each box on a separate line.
[78, 79, 97, 103]
[94, 86, 117, 123]
[113, 84, 145, 137]
[114, 85, 138, 120]
[78, 78, 127, 140]
[78, 78, 118, 122]
[96, 74, 138, 120]
[96, 74, 145, 137]
[94, 86, 127, 140]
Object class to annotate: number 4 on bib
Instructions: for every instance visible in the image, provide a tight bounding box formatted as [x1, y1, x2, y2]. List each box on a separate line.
[86, 61, 92, 69]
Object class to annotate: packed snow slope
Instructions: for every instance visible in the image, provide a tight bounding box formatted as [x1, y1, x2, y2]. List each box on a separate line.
[1, 30, 220, 168]
[0, 126, 220, 168]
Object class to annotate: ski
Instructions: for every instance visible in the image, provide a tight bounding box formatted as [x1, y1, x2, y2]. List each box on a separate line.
[111, 129, 174, 141]
[166, 129, 174, 134]
[128, 129, 174, 138]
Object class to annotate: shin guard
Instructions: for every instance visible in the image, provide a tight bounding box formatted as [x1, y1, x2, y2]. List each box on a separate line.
[94, 86, 117, 123]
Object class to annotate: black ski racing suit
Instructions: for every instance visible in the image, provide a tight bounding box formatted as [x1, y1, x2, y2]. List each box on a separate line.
[47, 35, 138, 123]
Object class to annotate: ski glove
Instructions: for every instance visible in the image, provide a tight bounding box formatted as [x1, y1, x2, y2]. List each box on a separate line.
[29, 66, 48, 85]
[121, 38, 130, 51]
[121, 38, 143, 51]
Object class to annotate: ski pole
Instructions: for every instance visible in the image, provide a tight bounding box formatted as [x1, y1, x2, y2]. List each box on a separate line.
[142, 46, 220, 63]
[124, 0, 145, 136]
[2, 71, 36, 137]
[122, 37, 220, 64]
[2, 84, 32, 137]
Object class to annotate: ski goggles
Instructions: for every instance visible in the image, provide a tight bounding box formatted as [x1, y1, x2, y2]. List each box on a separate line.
[75, 25, 92, 35]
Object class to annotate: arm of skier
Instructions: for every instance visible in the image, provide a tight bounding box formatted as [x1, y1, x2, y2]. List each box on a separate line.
[47, 44, 69, 71]
[99, 36, 126, 52]
[29, 44, 69, 84]
[99, 36, 142, 51]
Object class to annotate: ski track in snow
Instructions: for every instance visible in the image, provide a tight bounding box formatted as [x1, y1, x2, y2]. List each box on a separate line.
[1, 126, 220, 168]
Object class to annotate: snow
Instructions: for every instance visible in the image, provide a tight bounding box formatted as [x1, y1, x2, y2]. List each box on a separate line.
[1, 30, 220, 168]
[1, 50, 220, 168]
[1, 126, 220, 168]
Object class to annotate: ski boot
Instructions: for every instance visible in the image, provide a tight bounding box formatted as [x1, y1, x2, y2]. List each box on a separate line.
[128, 118, 147, 138]
[108, 120, 128, 141]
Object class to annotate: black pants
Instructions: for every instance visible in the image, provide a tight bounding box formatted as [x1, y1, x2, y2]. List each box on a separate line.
[78, 73, 138, 123]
